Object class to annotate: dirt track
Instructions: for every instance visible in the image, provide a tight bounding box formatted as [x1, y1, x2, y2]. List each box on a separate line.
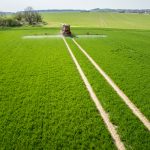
[72, 38, 150, 131]
[63, 37, 126, 150]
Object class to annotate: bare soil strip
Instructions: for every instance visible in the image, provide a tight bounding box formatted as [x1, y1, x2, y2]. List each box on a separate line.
[63, 37, 126, 150]
[72, 38, 150, 131]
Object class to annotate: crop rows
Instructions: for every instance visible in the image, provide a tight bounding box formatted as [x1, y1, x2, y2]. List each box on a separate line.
[0, 29, 116, 149]
[0, 28, 150, 149]
[72, 28, 150, 120]
[66, 34, 150, 150]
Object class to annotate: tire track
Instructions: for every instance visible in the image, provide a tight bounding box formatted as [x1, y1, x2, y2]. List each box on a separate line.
[63, 37, 126, 150]
[72, 38, 150, 131]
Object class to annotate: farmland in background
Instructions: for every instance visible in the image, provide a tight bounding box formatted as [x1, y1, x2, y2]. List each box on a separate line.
[43, 12, 150, 29]
[0, 12, 150, 149]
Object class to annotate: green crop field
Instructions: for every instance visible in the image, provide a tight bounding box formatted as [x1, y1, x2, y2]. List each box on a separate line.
[0, 28, 117, 149]
[0, 12, 150, 149]
[43, 12, 150, 29]
[70, 28, 150, 119]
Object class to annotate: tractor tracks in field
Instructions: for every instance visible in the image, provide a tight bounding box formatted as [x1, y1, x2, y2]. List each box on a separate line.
[72, 38, 150, 132]
[62, 37, 126, 150]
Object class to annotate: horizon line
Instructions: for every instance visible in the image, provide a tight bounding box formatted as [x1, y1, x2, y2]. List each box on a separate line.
[1, 8, 150, 13]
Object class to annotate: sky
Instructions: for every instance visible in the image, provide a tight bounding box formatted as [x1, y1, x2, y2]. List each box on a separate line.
[0, 0, 150, 12]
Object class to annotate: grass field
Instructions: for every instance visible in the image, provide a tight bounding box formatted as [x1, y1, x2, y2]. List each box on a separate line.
[0, 28, 117, 149]
[0, 12, 150, 149]
[43, 12, 150, 29]
[67, 33, 150, 150]
[70, 28, 150, 119]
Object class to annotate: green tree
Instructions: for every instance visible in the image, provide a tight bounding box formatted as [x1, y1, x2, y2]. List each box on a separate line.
[23, 7, 42, 25]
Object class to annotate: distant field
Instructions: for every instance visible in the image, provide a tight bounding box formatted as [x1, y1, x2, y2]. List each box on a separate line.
[43, 12, 150, 29]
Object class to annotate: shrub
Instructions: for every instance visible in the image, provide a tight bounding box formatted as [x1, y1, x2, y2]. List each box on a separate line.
[0, 17, 21, 27]
[0, 7, 44, 27]
[15, 7, 43, 25]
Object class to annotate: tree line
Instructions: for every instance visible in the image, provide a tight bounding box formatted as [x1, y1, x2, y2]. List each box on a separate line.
[0, 7, 43, 27]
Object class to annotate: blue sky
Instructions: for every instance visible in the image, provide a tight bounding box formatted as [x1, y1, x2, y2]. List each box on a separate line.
[0, 0, 150, 12]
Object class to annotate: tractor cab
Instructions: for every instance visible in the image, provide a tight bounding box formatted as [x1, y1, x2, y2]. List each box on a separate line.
[62, 24, 72, 36]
